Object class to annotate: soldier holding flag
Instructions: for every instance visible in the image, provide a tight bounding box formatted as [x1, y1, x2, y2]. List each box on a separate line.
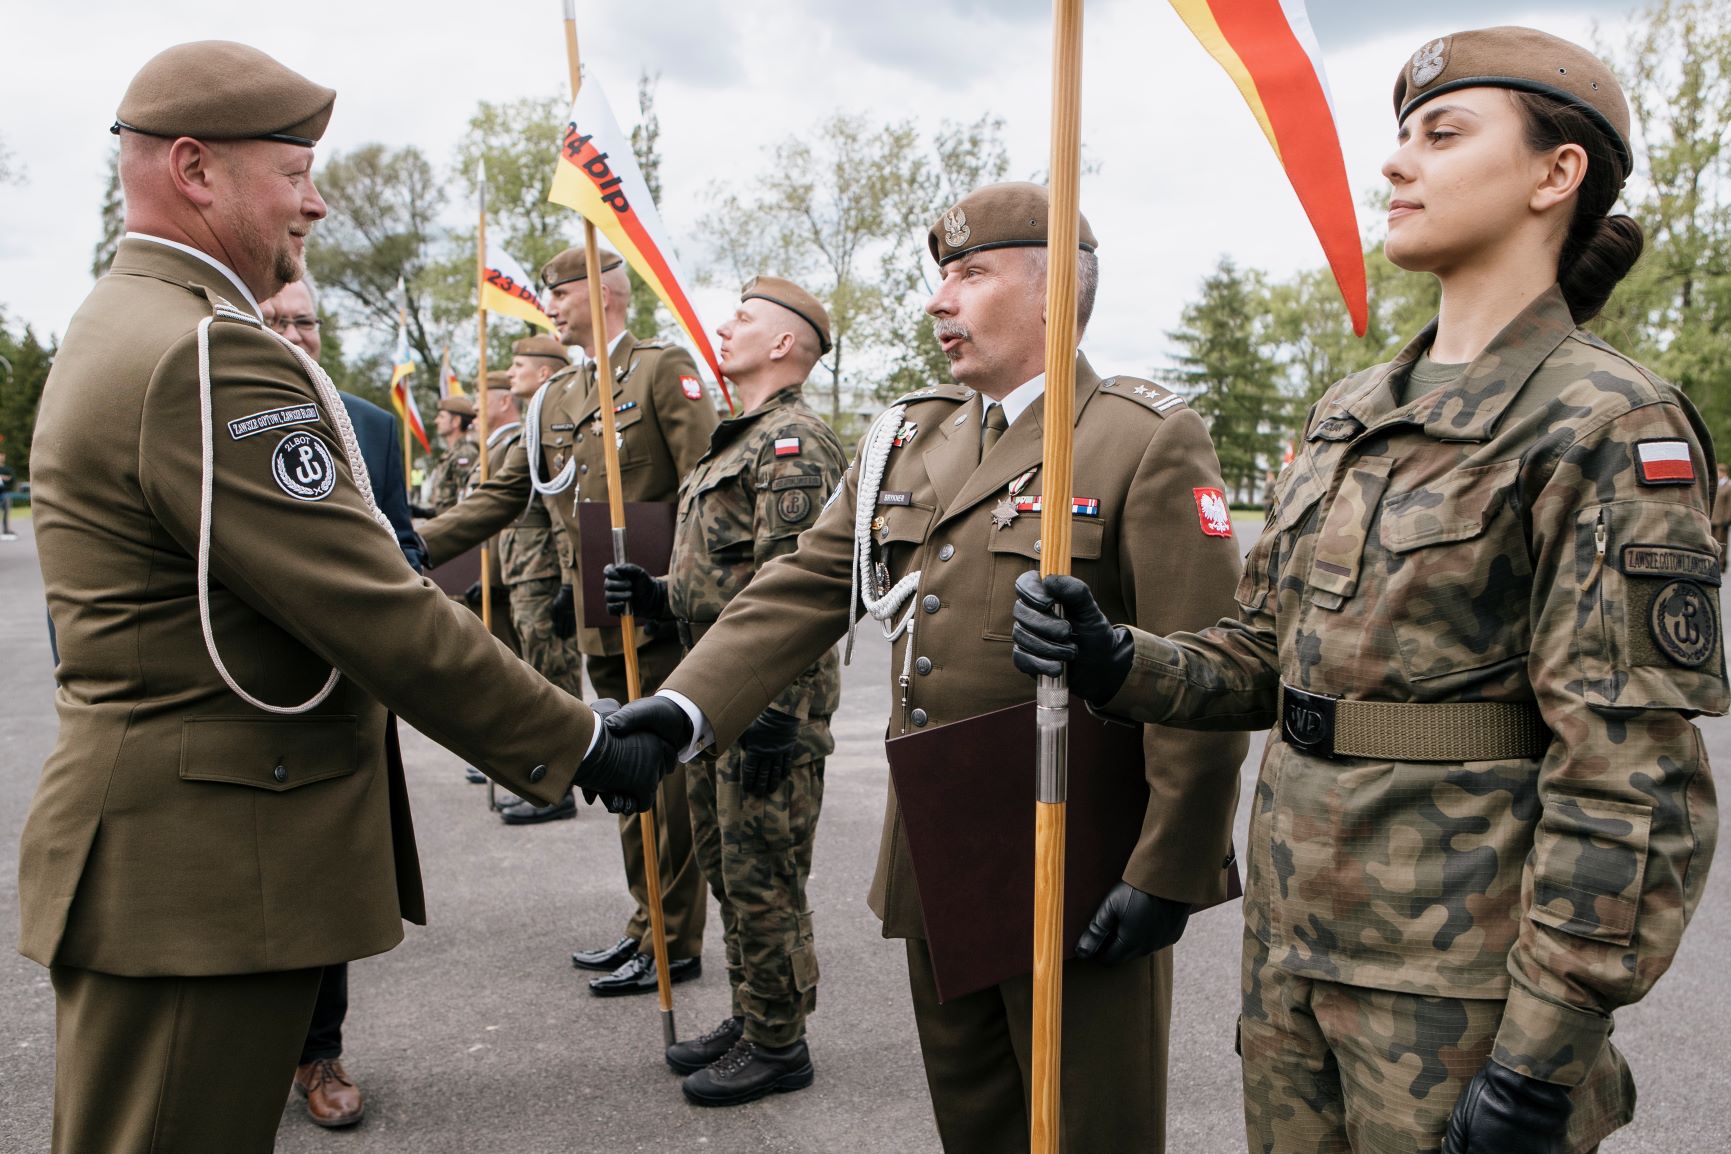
[604, 183, 1246, 1150]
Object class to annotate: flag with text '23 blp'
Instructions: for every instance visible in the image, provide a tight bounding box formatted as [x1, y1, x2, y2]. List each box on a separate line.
[547, 68, 732, 411]
[481, 240, 558, 333]
[1169, 0, 1368, 336]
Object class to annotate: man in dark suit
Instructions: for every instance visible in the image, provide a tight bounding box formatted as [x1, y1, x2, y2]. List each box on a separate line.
[262, 276, 426, 1129]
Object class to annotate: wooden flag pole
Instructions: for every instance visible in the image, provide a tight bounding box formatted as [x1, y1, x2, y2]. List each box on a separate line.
[476, 159, 493, 635]
[1032, 0, 1084, 1149]
[564, 0, 678, 1047]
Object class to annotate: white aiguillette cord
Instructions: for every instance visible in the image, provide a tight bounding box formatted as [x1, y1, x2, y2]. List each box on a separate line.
[524, 375, 576, 497]
[195, 303, 395, 715]
[845, 403, 923, 711]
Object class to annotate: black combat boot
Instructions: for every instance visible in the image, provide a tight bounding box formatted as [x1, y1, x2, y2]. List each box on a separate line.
[665, 1015, 744, 1075]
[681, 1037, 814, 1107]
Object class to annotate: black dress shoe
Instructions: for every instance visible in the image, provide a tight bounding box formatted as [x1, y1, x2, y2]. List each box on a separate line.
[682, 1038, 814, 1106]
[666, 1016, 743, 1075]
[589, 952, 702, 997]
[463, 766, 486, 784]
[571, 936, 638, 972]
[499, 792, 576, 825]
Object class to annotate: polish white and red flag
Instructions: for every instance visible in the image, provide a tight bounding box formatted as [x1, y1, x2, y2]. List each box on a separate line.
[1637, 440, 1695, 484]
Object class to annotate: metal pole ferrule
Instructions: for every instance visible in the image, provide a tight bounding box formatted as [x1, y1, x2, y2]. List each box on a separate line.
[662, 1008, 678, 1047]
[1036, 675, 1069, 804]
[611, 526, 628, 567]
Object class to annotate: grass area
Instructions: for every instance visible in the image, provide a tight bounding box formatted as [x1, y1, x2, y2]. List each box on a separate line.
[1228, 507, 1266, 530]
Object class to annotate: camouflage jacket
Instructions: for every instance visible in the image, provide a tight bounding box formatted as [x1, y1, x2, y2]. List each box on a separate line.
[669, 386, 847, 723]
[1103, 287, 1723, 1086]
[460, 422, 562, 586]
[429, 434, 479, 515]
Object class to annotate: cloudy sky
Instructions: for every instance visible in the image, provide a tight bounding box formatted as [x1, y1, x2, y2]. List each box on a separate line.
[0, 0, 1635, 377]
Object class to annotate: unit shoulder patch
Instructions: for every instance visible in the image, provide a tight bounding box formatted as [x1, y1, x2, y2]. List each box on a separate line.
[230, 403, 320, 440]
[1100, 376, 1186, 416]
[1650, 579, 1717, 667]
[271, 431, 337, 502]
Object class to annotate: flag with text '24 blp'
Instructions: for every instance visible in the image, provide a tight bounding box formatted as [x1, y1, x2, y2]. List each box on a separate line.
[547, 68, 732, 411]
[389, 323, 430, 453]
[481, 240, 557, 333]
[1169, 0, 1368, 336]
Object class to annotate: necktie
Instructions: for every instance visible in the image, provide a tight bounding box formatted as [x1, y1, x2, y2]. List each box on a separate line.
[981, 403, 1010, 456]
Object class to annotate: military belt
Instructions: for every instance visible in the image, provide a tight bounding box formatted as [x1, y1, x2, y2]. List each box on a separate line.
[1278, 684, 1550, 762]
[675, 619, 714, 651]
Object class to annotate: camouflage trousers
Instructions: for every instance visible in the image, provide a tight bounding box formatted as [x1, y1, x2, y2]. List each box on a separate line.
[686, 731, 827, 1047]
[506, 576, 584, 698]
[1240, 929, 1633, 1154]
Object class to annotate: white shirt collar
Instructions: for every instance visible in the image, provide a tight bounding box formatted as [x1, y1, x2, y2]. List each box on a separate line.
[123, 232, 261, 316]
[985, 372, 1047, 429]
[584, 329, 630, 368]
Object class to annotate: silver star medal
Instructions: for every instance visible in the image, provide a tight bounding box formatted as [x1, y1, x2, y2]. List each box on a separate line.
[992, 467, 1040, 531]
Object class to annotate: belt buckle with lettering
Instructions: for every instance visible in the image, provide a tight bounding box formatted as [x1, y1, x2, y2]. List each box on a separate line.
[1281, 685, 1340, 758]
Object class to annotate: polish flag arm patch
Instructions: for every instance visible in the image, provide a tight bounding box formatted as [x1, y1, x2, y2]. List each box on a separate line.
[774, 437, 802, 457]
[1194, 488, 1233, 537]
[680, 375, 704, 400]
[1636, 440, 1696, 485]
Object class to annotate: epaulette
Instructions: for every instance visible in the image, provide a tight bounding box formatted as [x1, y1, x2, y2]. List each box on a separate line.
[1098, 376, 1187, 417]
[891, 383, 976, 407]
[628, 340, 669, 356]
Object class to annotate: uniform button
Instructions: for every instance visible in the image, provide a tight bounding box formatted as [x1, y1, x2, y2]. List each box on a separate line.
[938, 544, 955, 561]
[579, 464, 589, 475]
[915, 656, 932, 675]
[576, 433, 584, 443]
[273, 763, 287, 783]
[1034, 539, 1042, 554]
[529, 764, 548, 783]
[911, 709, 929, 727]
[922, 594, 940, 614]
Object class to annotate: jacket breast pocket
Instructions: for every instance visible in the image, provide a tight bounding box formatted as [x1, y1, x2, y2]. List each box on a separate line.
[688, 461, 755, 554]
[1378, 459, 1531, 682]
[611, 408, 652, 472]
[1240, 460, 1326, 613]
[983, 516, 1105, 641]
[180, 716, 359, 791]
[1574, 499, 1730, 713]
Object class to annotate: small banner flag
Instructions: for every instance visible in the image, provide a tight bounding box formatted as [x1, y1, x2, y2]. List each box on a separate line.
[1168, 0, 1368, 335]
[437, 345, 465, 401]
[548, 69, 732, 410]
[390, 321, 430, 454]
[481, 240, 558, 332]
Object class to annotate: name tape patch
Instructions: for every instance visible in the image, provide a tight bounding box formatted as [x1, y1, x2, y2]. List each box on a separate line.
[229, 404, 319, 440]
[1636, 440, 1695, 485]
[271, 432, 337, 501]
[877, 490, 913, 507]
[1622, 544, 1721, 585]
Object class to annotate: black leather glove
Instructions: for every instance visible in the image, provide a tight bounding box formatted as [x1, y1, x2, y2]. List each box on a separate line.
[463, 580, 483, 608]
[1442, 1060, 1572, 1154]
[738, 708, 801, 795]
[551, 584, 577, 639]
[1075, 880, 1189, 963]
[602, 562, 668, 619]
[575, 696, 689, 813]
[408, 501, 435, 519]
[1011, 571, 1135, 706]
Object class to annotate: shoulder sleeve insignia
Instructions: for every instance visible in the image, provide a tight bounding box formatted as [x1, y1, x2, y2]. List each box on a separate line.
[229, 403, 320, 440]
[773, 436, 802, 457]
[272, 432, 338, 502]
[1636, 439, 1697, 485]
[681, 375, 705, 400]
[1194, 488, 1233, 537]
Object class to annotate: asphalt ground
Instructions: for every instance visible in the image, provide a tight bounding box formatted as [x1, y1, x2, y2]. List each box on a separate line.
[1, 515, 1727, 1153]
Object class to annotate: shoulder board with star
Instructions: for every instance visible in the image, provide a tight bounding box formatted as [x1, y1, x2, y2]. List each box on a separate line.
[890, 383, 977, 407]
[1099, 376, 1187, 417]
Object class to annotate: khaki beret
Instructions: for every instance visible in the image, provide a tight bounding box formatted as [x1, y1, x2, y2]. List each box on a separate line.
[437, 396, 475, 417]
[113, 41, 335, 145]
[928, 181, 1097, 267]
[1393, 27, 1631, 180]
[740, 276, 832, 356]
[540, 246, 625, 290]
[485, 370, 511, 391]
[512, 335, 570, 364]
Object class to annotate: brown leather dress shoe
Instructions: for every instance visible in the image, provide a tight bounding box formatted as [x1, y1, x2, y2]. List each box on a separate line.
[294, 1057, 365, 1127]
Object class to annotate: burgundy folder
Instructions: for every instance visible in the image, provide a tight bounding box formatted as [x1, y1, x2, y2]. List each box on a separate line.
[887, 699, 1238, 1002]
[576, 501, 677, 629]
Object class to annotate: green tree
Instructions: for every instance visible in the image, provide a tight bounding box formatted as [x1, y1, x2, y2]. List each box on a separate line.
[91, 145, 123, 281]
[307, 143, 456, 374]
[0, 311, 56, 479]
[1598, 0, 1731, 449]
[1165, 257, 1284, 501]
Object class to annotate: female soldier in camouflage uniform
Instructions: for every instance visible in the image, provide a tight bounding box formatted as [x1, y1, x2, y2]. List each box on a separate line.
[1013, 27, 1721, 1154]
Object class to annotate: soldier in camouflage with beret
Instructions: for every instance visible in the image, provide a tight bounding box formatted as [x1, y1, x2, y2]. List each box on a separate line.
[1015, 27, 1721, 1154]
[428, 395, 478, 516]
[605, 276, 846, 1106]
